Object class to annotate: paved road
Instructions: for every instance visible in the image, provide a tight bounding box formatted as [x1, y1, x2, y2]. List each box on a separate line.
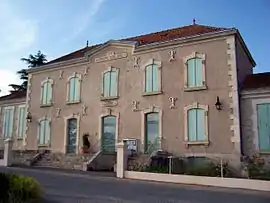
[0, 167, 269, 203]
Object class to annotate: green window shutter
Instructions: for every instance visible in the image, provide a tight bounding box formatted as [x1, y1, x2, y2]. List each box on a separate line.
[195, 58, 203, 87]
[145, 65, 153, 92]
[187, 59, 196, 87]
[47, 82, 52, 104]
[152, 64, 158, 92]
[8, 108, 14, 137]
[44, 120, 51, 145]
[187, 109, 197, 141]
[103, 72, 111, 97]
[196, 109, 205, 141]
[68, 78, 75, 101]
[73, 77, 80, 101]
[110, 71, 117, 97]
[42, 82, 48, 104]
[39, 120, 45, 144]
[3, 109, 10, 137]
[18, 107, 26, 138]
[257, 104, 270, 150]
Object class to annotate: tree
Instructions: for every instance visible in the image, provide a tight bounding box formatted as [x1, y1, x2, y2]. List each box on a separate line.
[9, 51, 47, 91]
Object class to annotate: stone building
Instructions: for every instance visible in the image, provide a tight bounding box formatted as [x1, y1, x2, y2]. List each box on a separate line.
[0, 23, 269, 169]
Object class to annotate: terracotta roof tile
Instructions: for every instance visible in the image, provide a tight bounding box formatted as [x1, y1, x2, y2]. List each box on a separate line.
[46, 24, 231, 65]
[242, 72, 270, 90]
[0, 90, 26, 102]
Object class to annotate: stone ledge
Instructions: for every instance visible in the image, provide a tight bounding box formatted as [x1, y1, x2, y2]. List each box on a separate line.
[124, 171, 270, 192]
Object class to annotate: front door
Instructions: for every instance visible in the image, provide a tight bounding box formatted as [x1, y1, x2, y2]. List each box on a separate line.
[66, 118, 77, 154]
[101, 116, 116, 152]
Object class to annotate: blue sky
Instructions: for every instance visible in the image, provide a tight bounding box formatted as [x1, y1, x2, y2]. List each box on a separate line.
[0, 0, 269, 95]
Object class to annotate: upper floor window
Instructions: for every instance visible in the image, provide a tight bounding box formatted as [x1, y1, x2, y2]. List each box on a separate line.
[101, 67, 119, 98]
[2, 106, 14, 138]
[184, 102, 209, 146]
[17, 105, 26, 138]
[38, 117, 51, 146]
[144, 59, 162, 95]
[41, 77, 53, 106]
[67, 72, 81, 103]
[184, 52, 206, 91]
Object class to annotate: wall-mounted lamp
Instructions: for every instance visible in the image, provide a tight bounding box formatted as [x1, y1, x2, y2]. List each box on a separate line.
[215, 96, 222, 111]
[26, 112, 32, 123]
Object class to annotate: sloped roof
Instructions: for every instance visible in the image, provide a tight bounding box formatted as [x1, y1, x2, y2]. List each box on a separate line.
[0, 90, 26, 102]
[242, 72, 270, 90]
[47, 24, 231, 65]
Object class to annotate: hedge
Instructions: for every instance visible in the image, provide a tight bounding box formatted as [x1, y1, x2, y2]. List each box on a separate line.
[0, 172, 42, 203]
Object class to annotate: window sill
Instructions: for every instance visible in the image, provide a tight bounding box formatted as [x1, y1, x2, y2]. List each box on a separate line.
[100, 96, 119, 101]
[142, 91, 163, 97]
[17, 137, 23, 140]
[184, 85, 207, 92]
[40, 104, 52, 108]
[38, 144, 50, 147]
[66, 100, 81, 105]
[185, 141, 210, 147]
[259, 151, 270, 155]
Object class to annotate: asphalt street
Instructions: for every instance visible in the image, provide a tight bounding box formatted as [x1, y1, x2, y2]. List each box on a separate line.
[0, 167, 269, 203]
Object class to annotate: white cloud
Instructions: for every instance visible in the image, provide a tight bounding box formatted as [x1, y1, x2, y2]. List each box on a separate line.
[0, 70, 20, 96]
[62, 0, 107, 42]
[0, 0, 38, 96]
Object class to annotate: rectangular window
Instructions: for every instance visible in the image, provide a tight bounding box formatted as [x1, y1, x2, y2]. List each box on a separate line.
[17, 106, 26, 138]
[257, 103, 270, 151]
[38, 119, 51, 145]
[3, 107, 14, 138]
[187, 108, 205, 141]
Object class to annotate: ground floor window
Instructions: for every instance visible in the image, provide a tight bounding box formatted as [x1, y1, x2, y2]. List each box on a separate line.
[38, 118, 51, 145]
[144, 112, 159, 154]
[257, 103, 270, 151]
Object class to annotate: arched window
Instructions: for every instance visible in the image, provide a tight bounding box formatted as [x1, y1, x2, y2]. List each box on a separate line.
[67, 73, 81, 103]
[184, 52, 206, 90]
[102, 67, 119, 98]
[184, 103, 209, 145]
[144, 59, 161, 94]
[38, 118, 51, 145]
[41, 78, 53, 106]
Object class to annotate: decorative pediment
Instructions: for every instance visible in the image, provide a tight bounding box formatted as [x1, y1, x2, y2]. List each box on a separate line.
[95, 51, 128, 63]
[85, 40, 135, 62]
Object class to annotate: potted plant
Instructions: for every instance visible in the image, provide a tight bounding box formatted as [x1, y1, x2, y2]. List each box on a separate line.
[81, 133, 90, 154]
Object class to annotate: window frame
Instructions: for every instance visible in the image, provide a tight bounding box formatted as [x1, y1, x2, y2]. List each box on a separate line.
[183, 52, 207, 91]
[40, 77, 54, 107]
[256, 103, 270, 152]
[184, 102, 209, 146]
[141, 106, 163, 153]
[37, 116, 51, 147]
[98, 110, 119, 152]
[66, 72, 82, 104]
[2, 106, 15, 138]
[101, 66, 119, 100]
[142, 58, 162, 96]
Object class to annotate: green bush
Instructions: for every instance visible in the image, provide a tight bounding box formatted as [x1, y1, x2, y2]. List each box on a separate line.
[0, 172, 42, 203]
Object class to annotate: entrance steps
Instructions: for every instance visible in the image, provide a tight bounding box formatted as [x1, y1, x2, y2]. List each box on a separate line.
[31, 151, 90, 170]
[83, 151, 116, 171]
